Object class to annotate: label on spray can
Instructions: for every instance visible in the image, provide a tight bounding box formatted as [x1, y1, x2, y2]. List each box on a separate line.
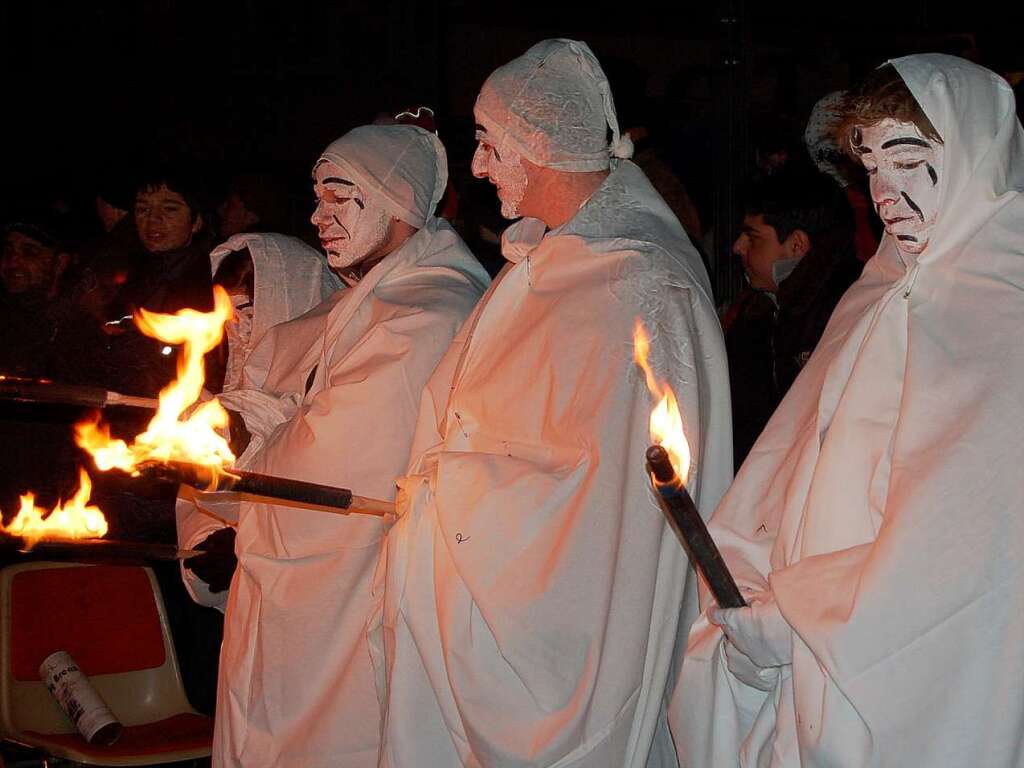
[39, 650, 123, 745]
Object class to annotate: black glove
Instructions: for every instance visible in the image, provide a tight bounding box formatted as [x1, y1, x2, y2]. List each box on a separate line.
[227, 409, 252, 456]
[184, 527, 237, 593]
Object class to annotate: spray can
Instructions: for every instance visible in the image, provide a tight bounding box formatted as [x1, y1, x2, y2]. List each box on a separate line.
[39, 651, 123, 745]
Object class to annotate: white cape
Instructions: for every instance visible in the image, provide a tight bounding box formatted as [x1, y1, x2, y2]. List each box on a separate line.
[176, 233, 339, 608]
[672, 55, 1024, 768]
[373, 161, 732, 767]
[212, 219, 489, 768]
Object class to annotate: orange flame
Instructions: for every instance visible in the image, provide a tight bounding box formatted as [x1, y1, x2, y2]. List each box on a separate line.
[633, 319, 690, 480]
[1, 468, 108, 546]
[76, 286, 236, 474]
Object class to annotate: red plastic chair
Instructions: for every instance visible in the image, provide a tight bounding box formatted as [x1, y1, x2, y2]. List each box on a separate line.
[0, 561, 213, 765]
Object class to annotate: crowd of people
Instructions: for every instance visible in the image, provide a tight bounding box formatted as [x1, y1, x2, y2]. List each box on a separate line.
[3, 37, 1023, 768]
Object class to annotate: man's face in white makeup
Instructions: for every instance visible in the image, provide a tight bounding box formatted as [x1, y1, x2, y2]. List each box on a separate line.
[852, 118, 943, 255]
[311, 160, 392, 270]
[471, 119, 529, 220]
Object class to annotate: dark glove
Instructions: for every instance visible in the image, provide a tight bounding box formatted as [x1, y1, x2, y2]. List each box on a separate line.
[227, 409, 252, 456]
[184, 527, 237, 593]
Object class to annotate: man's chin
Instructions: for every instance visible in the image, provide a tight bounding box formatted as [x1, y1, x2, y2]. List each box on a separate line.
[499, 200, 523, 220]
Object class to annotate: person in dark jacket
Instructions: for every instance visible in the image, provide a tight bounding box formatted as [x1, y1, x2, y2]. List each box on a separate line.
[0, 213, 81, 517]
[0, 215, 72, 378]
[56, 164, 219, 398]
[722, 170, 863, 469]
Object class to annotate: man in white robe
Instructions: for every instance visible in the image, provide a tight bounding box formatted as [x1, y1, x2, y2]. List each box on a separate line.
[671, 54, 1024, 768]
[176, 232, 340, 608]
[210, 125, 490, 767]
[373, 39, 732, 767]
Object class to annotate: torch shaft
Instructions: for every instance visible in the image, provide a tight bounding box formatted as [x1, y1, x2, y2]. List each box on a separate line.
[0, 537, 214, 563]
[646, 445, 746, 609]
[0, 378, 158, 410]
[149, 461, 394, 515]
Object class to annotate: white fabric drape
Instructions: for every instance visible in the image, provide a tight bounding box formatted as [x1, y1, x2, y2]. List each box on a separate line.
[672, 54, 1024, 768]
[176, 233, 339, 608]
[212, 217, 489, 768]
[373, 161, 732, 767]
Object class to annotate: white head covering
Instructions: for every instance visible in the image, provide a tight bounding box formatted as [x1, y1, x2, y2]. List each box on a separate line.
[210, 232, 341, 390]
[474, 38, 634, 172]
[315, 124, 448, 228]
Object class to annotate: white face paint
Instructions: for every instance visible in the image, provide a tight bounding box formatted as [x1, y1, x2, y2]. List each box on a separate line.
[852, 118, 943, 255]
[471, 125, 529, 220]
[224, 294, 254, 390]
[311, 161, 392, 270]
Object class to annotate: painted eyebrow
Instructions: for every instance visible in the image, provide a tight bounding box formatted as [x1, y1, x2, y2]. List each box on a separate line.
[881, 137, 931, 150]
[321, 177, 355, 186]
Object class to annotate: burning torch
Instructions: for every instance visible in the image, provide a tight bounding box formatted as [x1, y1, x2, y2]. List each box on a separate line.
[634, 321, 746, 609]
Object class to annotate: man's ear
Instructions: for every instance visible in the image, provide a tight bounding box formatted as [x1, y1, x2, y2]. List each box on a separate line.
[787, 229, 811, 259]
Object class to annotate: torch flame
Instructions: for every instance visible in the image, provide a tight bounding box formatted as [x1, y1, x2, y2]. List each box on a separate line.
[1, 468, 108, 547]
[76, 286, 237, 474]
[633, 319, 691, 480]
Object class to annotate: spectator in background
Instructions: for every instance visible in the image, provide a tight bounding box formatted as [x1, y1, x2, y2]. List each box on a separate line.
[78, 163, 142, 288]
[0, 213, 81, 537]
[0, 213, 72, 378]
[95, 176, 132, 235]
[216, 172, 290, 239]
[722, 170, 862, 468]
[57, 162, 218, 398]
[751, 114, 808, 181]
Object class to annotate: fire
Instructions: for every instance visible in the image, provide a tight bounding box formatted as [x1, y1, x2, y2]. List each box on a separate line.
[1, 468, 108, 546]
[633, 319, 691, 479]
[76, 286, 236, 474]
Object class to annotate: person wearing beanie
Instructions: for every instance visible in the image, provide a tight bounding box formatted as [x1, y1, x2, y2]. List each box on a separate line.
[373, 39, 732, 767]
[207, 124, 488, 768]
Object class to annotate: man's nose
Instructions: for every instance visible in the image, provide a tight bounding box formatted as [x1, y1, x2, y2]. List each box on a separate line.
[470, 146, 489, 179]
[732, 234, 748, 257]
[310, 201, 328, 230]
[870, 175, 900, 207]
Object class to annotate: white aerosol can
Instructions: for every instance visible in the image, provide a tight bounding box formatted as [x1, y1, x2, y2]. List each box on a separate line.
[39, 650, 123, 745]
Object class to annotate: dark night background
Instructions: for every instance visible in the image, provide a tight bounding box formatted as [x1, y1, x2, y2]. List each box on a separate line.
[2, 0, 1022, 295]
[0, 1, 1022, 731]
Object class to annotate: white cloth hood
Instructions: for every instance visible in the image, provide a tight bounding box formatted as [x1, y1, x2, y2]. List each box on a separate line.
[672, 54, 1024, 768]
[316, 124, 447, 228]
[893, 54, 1024, 267]
[176, 232, 340, 609]
[475, 38, 634, 172]
[210, 232, 341, 364]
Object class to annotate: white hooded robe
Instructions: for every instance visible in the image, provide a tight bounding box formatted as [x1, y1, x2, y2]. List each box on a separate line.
[374, 160, 733, 767]
[213, 217, 489, 768]
[176, 232, 339, 609]
[671, 54, 1024, 768]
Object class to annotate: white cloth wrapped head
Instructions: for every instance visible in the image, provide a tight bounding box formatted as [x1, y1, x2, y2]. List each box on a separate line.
[210, 232, 340, 391]
[474, 38, 634, 172]
[315, 124, 448, 228]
